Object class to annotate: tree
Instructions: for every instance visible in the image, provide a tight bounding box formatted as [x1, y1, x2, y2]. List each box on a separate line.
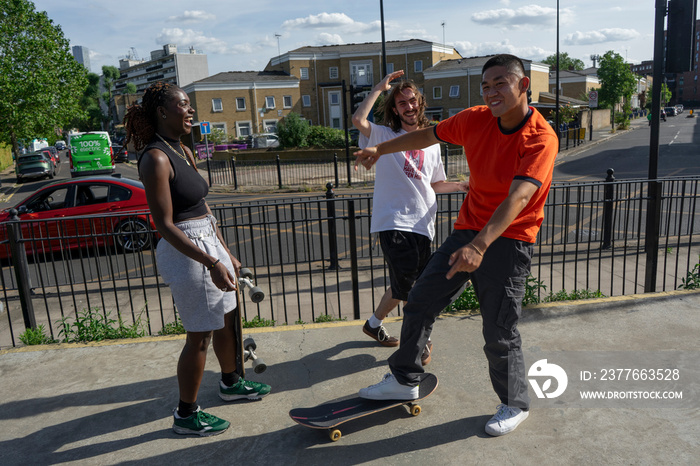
[597, 51, 637, 129]
[124, 82, 137, 94]
[276, 112, 310, 148]
[542, 52, 585, 71]
[646, 83, 672, 109]
[0, 0, 88, 156]
[101, 65, 120, 129]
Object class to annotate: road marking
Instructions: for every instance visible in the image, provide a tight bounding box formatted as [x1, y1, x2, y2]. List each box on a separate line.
[669, 130, 681, 145]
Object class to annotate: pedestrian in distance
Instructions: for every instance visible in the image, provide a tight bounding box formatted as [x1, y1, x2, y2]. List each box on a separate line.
[352, 70, 468, 365]
[354, 54, 558, 437]
[123, 82, 270, 437]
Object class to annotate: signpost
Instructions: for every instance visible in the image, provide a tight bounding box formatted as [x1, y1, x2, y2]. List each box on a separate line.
[588, 90, 598, 141]
[200, 121, 212, 185]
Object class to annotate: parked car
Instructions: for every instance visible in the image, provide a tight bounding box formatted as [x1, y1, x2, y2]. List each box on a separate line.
[55, 140, 66, 151]
[252, 133, 280, 148]
[112, 144, 129, 163]
[40, 147, 60, 171]
[0, 176, 156, 260]
[15, 152, 55, 183]
[664, 107, 677, 116]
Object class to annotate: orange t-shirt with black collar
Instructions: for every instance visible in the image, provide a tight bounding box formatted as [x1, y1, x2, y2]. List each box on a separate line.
[434, 105, 558, 243]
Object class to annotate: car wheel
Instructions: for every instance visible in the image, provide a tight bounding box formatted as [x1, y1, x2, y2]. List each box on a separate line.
[114, 218, 152, 253]
[48, 170, 54, 179]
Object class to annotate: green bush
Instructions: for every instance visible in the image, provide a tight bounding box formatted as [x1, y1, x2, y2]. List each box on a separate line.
[243, 316, 276, 328]
[158, 318, 186, 335]
[57, 308, 147, 343]
[19, 325, 57, 345]
[307, 125, 346, 148]
[277, 112, 310, 148]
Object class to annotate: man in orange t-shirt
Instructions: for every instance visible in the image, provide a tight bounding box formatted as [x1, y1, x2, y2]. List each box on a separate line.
[354, 54, 558, 437]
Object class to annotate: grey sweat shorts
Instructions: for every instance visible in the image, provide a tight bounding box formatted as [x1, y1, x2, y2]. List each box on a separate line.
[156, 215, 237, 332]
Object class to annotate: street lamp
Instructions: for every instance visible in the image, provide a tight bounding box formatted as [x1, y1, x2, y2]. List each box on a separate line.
[555, 0, 560, 139]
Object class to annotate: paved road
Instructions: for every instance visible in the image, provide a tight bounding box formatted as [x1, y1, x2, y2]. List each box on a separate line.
[0, 290, 698, 464]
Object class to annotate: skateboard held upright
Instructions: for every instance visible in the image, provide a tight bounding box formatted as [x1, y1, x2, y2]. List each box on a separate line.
[234, 267, 267, 377]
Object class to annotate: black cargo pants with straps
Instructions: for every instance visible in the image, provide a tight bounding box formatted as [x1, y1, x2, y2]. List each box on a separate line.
[388, 228, 532, 410]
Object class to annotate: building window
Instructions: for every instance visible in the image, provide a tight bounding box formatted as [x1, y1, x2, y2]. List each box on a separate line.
[283, 95, 292, 108]
[265, 96, 275, 109]
[300, 67, 309, 80]
[330, 93, 340, 105]
[448, 108, 463, 117]
[386, 62, 394, 74]
[329, 67, 339, 79]
[433, 86, 442, 99]
[236, 121, 252, 138]
[331, 117, 341, 129]
[302, 95, 311, 107]
[212, 98, 223, 112]
[415, 60, 423, 73]
[236, 97, 246, 110]
[263, 120, 278, 133]
[449, 85, 460, 98]
[212, 123, 227, 133]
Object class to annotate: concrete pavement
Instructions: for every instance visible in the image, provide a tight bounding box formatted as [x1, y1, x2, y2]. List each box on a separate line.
[0, 290, 698, 465]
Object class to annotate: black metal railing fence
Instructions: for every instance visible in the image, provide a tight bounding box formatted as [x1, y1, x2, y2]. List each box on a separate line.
[2, 174, 700, 348]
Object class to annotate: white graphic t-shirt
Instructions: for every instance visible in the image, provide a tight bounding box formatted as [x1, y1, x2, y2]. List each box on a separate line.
[360, 122, 445, 240]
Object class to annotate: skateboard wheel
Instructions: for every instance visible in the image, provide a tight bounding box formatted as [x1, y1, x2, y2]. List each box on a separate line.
[252, 358, 267, 374]
[410, 404, 421, 416]
[240, 267, 253, 279]
[329, 429, 342, 442]
[249, 286, 265, 303]
[243, 337, 257, 351]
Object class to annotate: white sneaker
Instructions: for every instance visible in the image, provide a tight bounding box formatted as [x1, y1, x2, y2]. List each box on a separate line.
[484, 404, 529, 436]
[359, 373, 419, 400]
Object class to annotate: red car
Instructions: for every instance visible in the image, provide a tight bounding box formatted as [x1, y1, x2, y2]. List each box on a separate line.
[0, 176, 156, 260]
[40, 147, 60, 171]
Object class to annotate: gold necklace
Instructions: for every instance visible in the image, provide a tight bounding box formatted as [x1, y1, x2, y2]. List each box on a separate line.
[156, 133, 190, 166]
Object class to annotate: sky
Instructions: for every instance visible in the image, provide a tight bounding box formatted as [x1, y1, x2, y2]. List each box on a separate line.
[32, 1, 692, 76]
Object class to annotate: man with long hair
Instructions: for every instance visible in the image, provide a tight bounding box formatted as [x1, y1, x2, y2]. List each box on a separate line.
[352, 71, 467, 363]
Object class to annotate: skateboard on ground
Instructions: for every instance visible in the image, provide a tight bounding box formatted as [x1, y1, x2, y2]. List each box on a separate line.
[289, 373, 438, 441]
[233, 267, 267, 377]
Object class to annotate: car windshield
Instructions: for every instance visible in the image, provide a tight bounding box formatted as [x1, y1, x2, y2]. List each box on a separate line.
[19, 155, 44, 162]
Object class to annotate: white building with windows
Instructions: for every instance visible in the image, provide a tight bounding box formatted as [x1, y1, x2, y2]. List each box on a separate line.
[113, 44, 208, 95]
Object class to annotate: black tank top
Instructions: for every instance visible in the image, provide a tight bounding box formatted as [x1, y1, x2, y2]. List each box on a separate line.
[139, 136, 209, 222]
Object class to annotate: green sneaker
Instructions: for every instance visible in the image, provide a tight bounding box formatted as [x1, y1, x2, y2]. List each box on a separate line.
[172, 408, 230, 436]
[219, 378, 271, 401]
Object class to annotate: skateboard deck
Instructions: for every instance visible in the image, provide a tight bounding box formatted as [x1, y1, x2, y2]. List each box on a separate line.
[289, 373, 438, 441]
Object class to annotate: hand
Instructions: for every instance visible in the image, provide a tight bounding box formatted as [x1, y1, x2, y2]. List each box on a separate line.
[210, 261, 237, 292]
[354, 146, 379, 171]
[446, 244, 483, 279]
[374, 70, 404, 93]
[457, 181, 469, 193]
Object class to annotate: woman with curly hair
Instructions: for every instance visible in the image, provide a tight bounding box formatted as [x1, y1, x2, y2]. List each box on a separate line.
[124, 82, 270, 437]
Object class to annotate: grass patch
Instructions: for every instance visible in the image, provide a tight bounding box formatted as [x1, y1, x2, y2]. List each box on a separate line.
[19, 324, 58, 345]
[243, 316, 276, 328]
[57, 308, 147, 343]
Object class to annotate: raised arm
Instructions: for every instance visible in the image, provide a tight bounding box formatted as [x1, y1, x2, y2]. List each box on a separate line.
[351, 70, 405, 138]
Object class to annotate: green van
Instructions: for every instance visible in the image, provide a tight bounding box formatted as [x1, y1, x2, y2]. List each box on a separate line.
[68, 131, 115, 177]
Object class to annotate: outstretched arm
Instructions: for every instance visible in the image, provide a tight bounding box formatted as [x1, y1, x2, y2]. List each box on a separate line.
[351, 70, 405, 138]
[354, 126, 439, 170]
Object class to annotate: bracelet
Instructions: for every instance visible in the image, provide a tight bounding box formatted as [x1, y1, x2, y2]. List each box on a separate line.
[208, 259, 220, 270]
[468, 243, 484, 256]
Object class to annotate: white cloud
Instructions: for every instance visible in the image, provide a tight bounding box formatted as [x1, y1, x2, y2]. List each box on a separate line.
[282, 12, 379, 34]
[156, 28, 230, 54]
[317, 33, 344, 45]
[564, 28, 640, 45]
[452, 39, 549, 61]
[167, 10, 216, 23]
[471, 5, 574, 28]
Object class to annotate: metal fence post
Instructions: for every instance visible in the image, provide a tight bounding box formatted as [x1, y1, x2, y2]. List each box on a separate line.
[602, 168, 615, 249]
[231, 156, 238, 190]
[326, 183, 339, 270]
[276, 154, 282, 189]
[347, 200, 361, 320]
[346, 152, 352, 187]
[644, 180, 663, 292]
[334, 153, 339, 188]
[6, 211, 36, 329]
